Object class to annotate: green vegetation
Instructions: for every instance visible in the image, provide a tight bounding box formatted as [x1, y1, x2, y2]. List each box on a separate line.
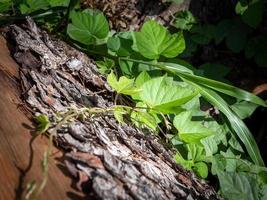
[1, 0, 267, 199]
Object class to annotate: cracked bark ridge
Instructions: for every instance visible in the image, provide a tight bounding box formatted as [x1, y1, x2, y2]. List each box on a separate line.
[5, 17, 222, 200]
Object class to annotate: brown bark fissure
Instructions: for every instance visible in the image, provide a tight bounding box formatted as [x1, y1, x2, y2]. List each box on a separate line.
[5, 17, 221, 200]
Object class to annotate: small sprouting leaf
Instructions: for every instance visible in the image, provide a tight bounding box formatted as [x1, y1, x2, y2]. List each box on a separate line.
[193, 162, 208, 178]
[139, 76, 197, 113]
[67, 10, 109, 45]
[131, 110, 159, 131]
[134, 20, 185, 59]
[107, 71, 140, 95]
[113, 107, 127, 124]
[35, 114, 51, 133]
[174, 153, 194, 170]
[173, 111, 215, 143]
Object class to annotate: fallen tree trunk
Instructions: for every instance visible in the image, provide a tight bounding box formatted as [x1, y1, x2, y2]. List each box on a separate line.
[3, 17, 222, 200]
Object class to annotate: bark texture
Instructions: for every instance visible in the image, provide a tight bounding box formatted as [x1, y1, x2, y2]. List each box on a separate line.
[4, 17, 222, 200]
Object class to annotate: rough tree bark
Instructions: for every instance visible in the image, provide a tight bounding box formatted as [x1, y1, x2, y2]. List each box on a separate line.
[3, 17, 222, 200]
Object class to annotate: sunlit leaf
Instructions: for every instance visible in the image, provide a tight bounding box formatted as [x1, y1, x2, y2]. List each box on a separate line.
[134, 20, 185, 59]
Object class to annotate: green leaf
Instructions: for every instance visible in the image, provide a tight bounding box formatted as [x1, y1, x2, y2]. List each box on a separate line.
[190, 24, 215, 45]
[107, 32, 133, 56]
[218, 171, 260, 200]
[35, 114, 51, 133]
[193, 162, 208, 178]
[135, 71, 151, 87]
[229, 136, 244, 153]
[67, 10, 109, 45]
[174, 111, 215, 143]
[95, 57, 115, 75]
[139, 76, 198, 113]
[187, 84, 264, 166]
[236, 0, 249, 15]
[240, 0, 263, 28]
[214, 19, 232, 44]
[201, 136, 218, 156]
[221, 148, 238, 172]
[171, 10, 197, 31]
[174, 153, 194, 170]
[186, 143, 205, 162]
[230, 101, 258, 119]
[245, 36, 267, 68]
[107, 71, 140, 95]
[47, 0, 70, 7]
[113, 106, 127, 124]
[225, 18, 251, 53]
[19, 0, 50, 14]
[260, 185, 267, 200]
[157, 62, 266, 107]
[199, 63, 231, 83]
[130, 102, 160, 130]
[0, 0, 12, 13]
[134, 20, 185, 59]
[210, 154, 227, 175]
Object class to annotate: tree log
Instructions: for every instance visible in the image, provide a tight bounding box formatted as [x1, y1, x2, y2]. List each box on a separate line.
[3, 17, 222, 200]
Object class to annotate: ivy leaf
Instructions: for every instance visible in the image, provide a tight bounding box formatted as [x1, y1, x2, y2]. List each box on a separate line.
[67, 10, 109, 45]
[134, 20, 185, 59]
[107, 71, 140, 95]
[35, 114, 51, 133]
[173, 111, 215, 143]
[139, 76, 198, 113]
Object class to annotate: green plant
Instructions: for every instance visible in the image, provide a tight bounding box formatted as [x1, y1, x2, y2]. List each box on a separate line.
[2, 1, 267, 199]
[65, 11, 267, 199]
